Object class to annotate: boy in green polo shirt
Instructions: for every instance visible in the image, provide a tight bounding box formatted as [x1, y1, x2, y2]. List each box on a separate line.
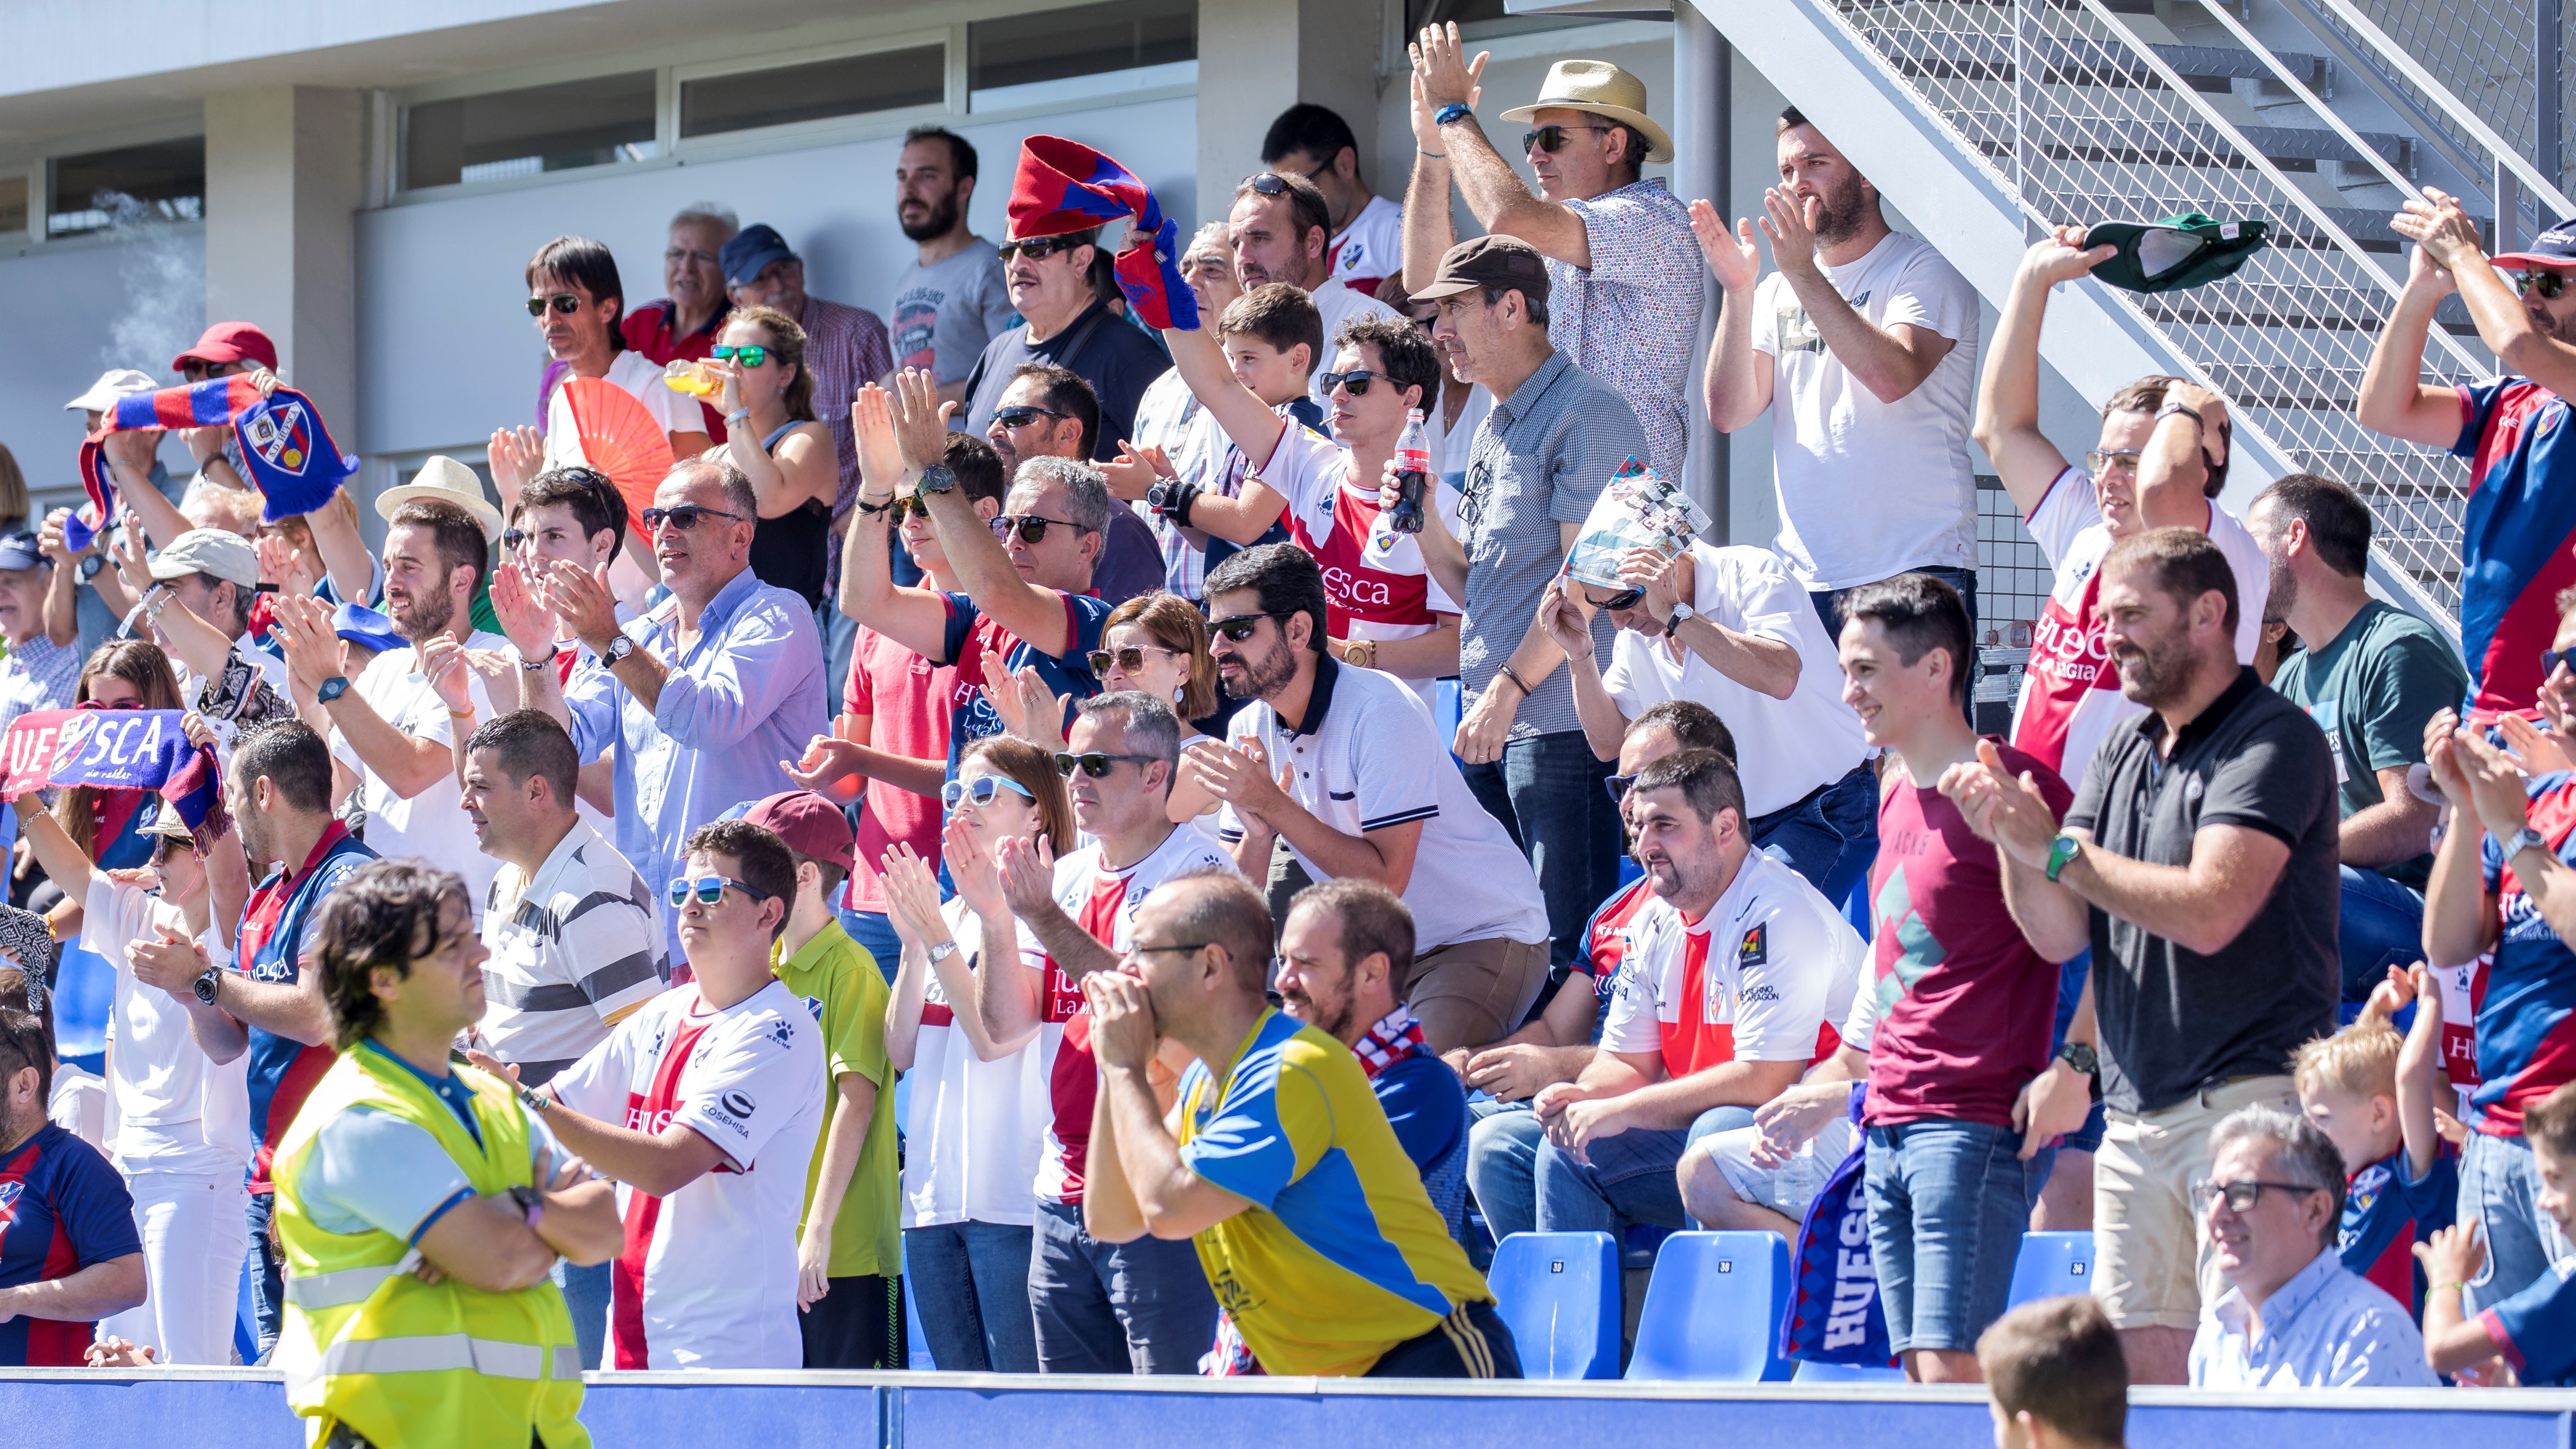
[744, 792, 904, 1369]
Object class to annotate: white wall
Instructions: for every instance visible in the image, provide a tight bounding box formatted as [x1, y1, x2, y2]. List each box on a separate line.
[0, 227, 205, 518]
[356, 91, 1199, 459]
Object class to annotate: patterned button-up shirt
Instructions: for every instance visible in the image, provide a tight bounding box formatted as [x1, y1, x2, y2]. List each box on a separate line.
[0, 633, 78, 742]
[1548, 179, 1703, 480]
[563, 566, 828, 965]
[1459, 351, 1641, 741]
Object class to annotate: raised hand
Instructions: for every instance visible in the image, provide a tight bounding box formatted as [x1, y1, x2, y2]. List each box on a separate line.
[542, 559, 623, 653]
[36, 508, 80, 569]
[993, 832, 1060, 919]
[1102, 441, 1174, 502]
[487, 425, 546, 504]
[782, 731, 867, 791]
[256, 532, 318, 599]
[851, 384, 909, 490]
[1536, 578, 1595, 661]
[268, 593, 344, 694]
[879, 843, 950, 947]
[1688, 199, 1762, 293]
[418, 635, 474, 716]
[888, 369, 958, 473]
[487, 561, 558, 659]
[1758, 185, 1823, 278]
[1410, 21, 1487, 115]
[2392, 187, 2484, 274]
[943, 816, 1007, 917]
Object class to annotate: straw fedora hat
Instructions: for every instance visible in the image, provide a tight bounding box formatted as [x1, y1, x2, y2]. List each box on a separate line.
[376, 454, 504, 543]
[1500, 60, 1673, 164]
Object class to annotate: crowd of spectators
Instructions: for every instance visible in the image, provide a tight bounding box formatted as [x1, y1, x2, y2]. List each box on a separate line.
[4, 25, 2576, 1440]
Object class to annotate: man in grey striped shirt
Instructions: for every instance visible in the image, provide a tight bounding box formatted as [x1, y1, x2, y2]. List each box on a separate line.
[1402, 235, 1645, 973]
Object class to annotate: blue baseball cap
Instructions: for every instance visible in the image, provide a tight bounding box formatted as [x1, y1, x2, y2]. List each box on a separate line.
[720, 223, 798, 288]
[0, 532, 48, 571]
[2495, 220, 2576, 272]
[332, 602, 401, 654]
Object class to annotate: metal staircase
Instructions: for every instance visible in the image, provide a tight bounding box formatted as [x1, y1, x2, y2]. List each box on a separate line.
[1712, 0, 2576, 630]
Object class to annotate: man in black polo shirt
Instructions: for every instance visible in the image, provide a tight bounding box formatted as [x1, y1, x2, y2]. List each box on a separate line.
[1940, 526, 2337, 1385]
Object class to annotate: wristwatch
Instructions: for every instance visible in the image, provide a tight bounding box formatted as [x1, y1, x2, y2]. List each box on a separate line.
[1147, 478, 1200, 527]
[2055, 1040, 2099, 1078]
[78, 555, 104, 582]
[2503, 826, 2549, 866]
[316, 675, 352, 705]
[601, 634, 636, 667]
[507, 1184, 545, 1230]
[2044, 832, 2083, 883]
[191, 960, 223, 1006]
[1664, 601, 1696, 638]
[926, 941, 960, 967]
[516, 1082, 553, 1116]
[915, 463, 958, 496]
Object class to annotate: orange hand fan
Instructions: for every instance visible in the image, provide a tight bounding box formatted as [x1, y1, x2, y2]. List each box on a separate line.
[560, 378, 676, 540]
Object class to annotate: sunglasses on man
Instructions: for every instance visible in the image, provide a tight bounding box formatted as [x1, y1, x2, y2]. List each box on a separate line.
[1054, 751, 1160, 779]
[710, 344, 771, 368]
[179, 361, 240, 382]
[1523, 124, 1614, 154]
[2516, 270, 2570, 300]
[641, 504, 747, 532]
[2543, 645, 2576, 681]
[993, 514, 1083, 545]
[998, 236, 1085, 262]
[992, 405, 1068, 431]
[668, 875, 774, 909]
[526, 293, 585, 317]
[1208, 611, 1294, 643]
[1317, 369, 1382, 397]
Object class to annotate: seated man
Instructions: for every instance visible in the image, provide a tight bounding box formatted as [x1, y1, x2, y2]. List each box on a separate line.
[2186, 1105, 2436, 1387]
[1083, 869, 1517, 1378]
[0, 1008, 144, 1367]
[1457, 702, 1733, 1104]
[1468, 749, 1862, 1239]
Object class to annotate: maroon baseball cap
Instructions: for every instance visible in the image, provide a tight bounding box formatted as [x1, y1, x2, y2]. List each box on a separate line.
[743, 790, 855, 870]
[171, 321, 278, 373]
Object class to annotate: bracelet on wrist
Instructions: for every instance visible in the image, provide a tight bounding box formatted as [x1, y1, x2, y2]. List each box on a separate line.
[1434, 102, 1472, 126]
[1497, 664, 1533, 699]
[1419, 148, 1448, 158]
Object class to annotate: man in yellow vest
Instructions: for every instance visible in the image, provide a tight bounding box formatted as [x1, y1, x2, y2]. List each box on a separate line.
[272, 859, 621, 1448]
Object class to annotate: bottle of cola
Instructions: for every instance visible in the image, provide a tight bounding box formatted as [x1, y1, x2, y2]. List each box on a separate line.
[1388, 409, 1432, 534]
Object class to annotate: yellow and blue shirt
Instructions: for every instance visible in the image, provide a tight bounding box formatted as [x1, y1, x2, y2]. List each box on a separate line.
[1177, 1008, 1490, 1376]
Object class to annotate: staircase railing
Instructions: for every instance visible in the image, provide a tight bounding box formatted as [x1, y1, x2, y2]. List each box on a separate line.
[1827, 0, 2489, 618]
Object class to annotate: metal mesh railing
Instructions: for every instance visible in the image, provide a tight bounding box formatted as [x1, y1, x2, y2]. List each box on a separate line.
[1829, 0, 2488, 614]
[2324, 0, 2569, 190]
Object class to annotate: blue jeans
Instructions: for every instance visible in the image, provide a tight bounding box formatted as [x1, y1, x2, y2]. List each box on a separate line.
[1863, 1120, 2040, 1353]
[1747, 763, 1881, 908]
[555, 1258, 611, 1369]
[1028, 1198, 1216, 1373]
[907, 1220, 1039, 1373]
[1469, 1105, 1754, 1237]
[838, 907, 904, 985]
[1462, 728, 1623, 968]
[2337, 865, 2425, 1003]
[245, 1190, 282, 1361]
[2460, 1129, 2576, 1312]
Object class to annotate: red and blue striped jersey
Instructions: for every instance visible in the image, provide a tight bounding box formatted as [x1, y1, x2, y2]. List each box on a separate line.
[2474, 772, 2576, 1135]
[0, 1123, 140, 1365]
[2452, 379, 2576, 718]
[2335, 1144, 2455, 1314]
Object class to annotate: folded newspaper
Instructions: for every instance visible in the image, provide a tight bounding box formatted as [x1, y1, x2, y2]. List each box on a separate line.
[1562, 457, 1709, 590]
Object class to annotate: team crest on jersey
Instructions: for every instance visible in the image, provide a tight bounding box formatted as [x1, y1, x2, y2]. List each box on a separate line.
[801, 996, 823, 1022]
[1739, 924, 1767, 967]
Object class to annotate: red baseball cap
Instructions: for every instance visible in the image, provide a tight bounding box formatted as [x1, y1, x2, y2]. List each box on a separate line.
[743, 790, 855, 871]
[172, 321, 278, 373]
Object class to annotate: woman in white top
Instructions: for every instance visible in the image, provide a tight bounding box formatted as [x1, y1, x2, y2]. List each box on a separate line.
[880, 735, 1069, 1373]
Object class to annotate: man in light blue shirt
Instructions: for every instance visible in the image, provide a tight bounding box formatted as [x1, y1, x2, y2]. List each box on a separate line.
[2188, 1104, 2438, 1389]
[518, 457, 827, 967]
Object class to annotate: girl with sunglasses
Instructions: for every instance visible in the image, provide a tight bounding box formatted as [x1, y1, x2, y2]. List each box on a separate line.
[50, 641, 188, 880]
[705, 304, 836, 610]
[1096, 593, 1222, 823]
[878, 736, 1071, 1373]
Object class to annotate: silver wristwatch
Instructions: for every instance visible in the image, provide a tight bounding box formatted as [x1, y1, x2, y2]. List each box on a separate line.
[1664, 601, 1696, 638]
[601, 634, 636, 667]
[2503, 826, 2549, 866]
[926, 940, 960, 966]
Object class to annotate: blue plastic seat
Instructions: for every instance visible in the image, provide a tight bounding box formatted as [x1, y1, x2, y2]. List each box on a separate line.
[1624, 1231, 1794, 1381]
[1486, 1232, 1621, 1380]
[1791, 1357, 1906, 1383]
[2005, 1230, 2097, 1309]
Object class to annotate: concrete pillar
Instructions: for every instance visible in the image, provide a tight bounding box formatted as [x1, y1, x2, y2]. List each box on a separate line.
[1196, 0, 1384, 228]
[1672, 3, 1728, 539]
[203, 86, 364, 443]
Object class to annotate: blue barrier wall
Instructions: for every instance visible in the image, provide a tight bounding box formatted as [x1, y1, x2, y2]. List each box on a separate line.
[6, 1370, 2574, 1448]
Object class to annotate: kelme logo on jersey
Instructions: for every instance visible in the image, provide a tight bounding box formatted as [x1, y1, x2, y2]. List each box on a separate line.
[767, 1018, 795, 1049]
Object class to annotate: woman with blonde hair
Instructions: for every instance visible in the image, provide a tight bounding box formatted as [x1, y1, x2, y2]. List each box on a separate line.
[880, 734, 1070, 1373]
[705, 302, 836, 608]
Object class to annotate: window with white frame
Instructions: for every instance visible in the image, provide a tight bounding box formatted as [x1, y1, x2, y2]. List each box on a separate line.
[49, 138, 203, 237]
[679, 43, 947, 138]
[403, 71, 659, 190]
[968, 0, 1196, 112]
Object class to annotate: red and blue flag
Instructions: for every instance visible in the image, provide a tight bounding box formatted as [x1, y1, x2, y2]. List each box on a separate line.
[70, 377, 354, 550]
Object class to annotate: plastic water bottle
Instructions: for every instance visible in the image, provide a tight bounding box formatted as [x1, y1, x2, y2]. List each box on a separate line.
[1389, 409, 1431, 534]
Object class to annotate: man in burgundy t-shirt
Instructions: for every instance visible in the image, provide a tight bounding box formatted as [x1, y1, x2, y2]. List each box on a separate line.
[1841, 577, 2072, 1381]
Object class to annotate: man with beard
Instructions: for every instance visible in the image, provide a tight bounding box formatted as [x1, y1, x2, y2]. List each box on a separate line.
[1701, 108, 1983, 639]
[1476, 747, 1861, 1243]
[1941, 527, 2338, 1385]
[887, 128, 1013, 408]
[1224, 169, 1398, 411]
[514, 457, 829, 969]
[1404, 33, 1700, 478]
[2250, 473, 2464, 1005]
[1185, 543, 1550, 1056]
[273, 497, 511, 913]
[2363, 191, 2576, 719]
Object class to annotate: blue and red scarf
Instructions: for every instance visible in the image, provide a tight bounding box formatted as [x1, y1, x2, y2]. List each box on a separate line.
[73, 377, 355, 548]
[0, 708, 229, 852]
[1008, 137, 1197, 332]
[1779, 1083, 1895, 1367]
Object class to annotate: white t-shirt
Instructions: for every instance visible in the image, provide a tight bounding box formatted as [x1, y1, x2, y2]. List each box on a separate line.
[903, 896, 1054, 1229]
[1752, 230, 1980, 590]
[83, 879, 249, 1176]
[331, 631, 513, 918]
[1219, 659, 1549, 950]
[1034, 825, 1238, 1204]
[543, 350, 694, 470]
[1326, 195, 1405, 294]
[2007, 471, 2273, 784]
[1255, 425, 1459, 706]
[1307, 279, 1400, 412]
[550, 978, 825, 1370]
[1602, 850, 1866, 1069]
[1600, 540, 1868, 817]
